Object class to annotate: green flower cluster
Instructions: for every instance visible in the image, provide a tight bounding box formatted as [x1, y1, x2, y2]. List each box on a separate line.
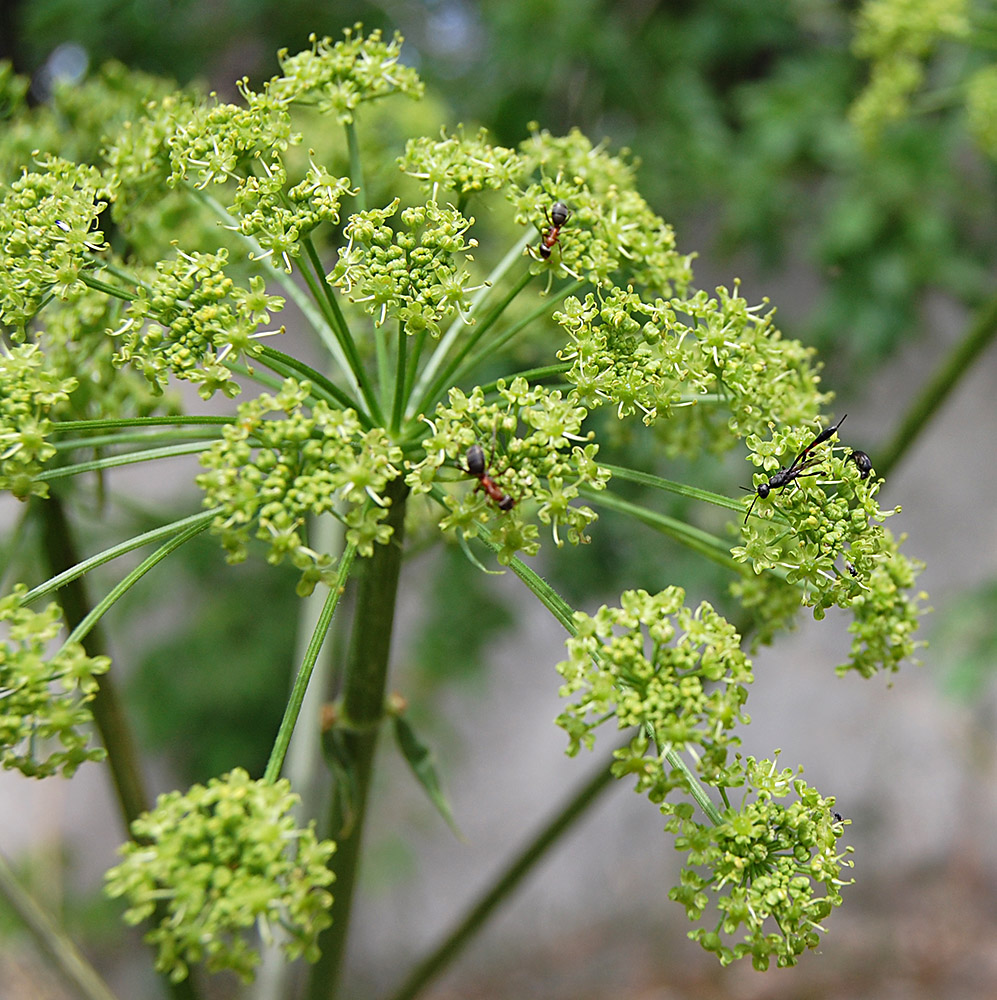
[850, 0, 969, 140]
[0, 154, 108, 335]
[732, 424, 927, 676]
[513, 128, 695, 293]
[330, 200, 480, 335]
[197, 378, 403, 594]
[555, 587, 752, 775]
[667, 754, 852, 970]
[0, 587, 109, 777]
[259, 27, 424, 123]
[109, 248, 284, 399]
[104, 768, 335, 983]
[400, 127, 521, 203]
[556, 282, 827, 449]
[408, 378, 610, 561]
[555, 592, 852, 968]
[0, 343, 78, 499]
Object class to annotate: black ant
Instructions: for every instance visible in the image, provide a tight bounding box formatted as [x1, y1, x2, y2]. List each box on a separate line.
[463, 443, 516, 511]
[850, 450, 873, 479]
[539, 201, 571, 259]
[742, 414, 847, 523]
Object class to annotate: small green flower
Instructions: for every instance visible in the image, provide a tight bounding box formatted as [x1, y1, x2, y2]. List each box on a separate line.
[666, 754, 853, 970]
[732, 424, 927, 675]
[197, 379, 403, 593]
[400, 126, 523, 203]
[329, 200, 481, 336]
[105, 768, 336, 983]
[555, 587, 752, 775]
[257, 26, 424, 123]
[408, 379, 610, 560]
[109, 247, 284, 399]
[0, 344, 78, 499]
[0, 155, 109, 335]
[0, 586, 109, 777]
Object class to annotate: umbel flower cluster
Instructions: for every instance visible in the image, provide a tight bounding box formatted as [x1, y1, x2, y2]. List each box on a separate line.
[0, 25, 925, 980]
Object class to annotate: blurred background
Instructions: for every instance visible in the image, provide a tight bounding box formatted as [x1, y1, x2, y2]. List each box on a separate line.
[3, 1, 997, 998]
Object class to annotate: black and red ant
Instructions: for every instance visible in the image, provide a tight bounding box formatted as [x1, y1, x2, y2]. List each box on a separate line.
[463, 443, 516, 511]
[538, 201, 571, 259]
[742, 414, 847, 523]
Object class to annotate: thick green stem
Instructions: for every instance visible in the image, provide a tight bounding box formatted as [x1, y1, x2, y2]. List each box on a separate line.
[307, 477, 410, 1000]
[384, 755, 616, 1000]
[877, 292, 997, 478]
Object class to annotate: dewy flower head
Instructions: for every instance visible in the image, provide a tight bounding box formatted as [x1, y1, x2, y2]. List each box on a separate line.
[104, 768, 335, 983]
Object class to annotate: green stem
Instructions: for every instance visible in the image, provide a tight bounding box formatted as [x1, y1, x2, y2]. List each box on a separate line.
[877, 292, 997, 478]
[22, 509, 220, 606]
[78, 272, 137, 301]
[0, 851, 120, 1000]
[295, 242, 384, 425]
[412, 269, 536, 417]
[384, 755, 617, 1000]
[307, 477, 410, 1000]
[257, 343, 367, 420]
[346, 120, 366, 212]
[455, 278, 586, 382]
[263, 544, 357, 784]
[391, 323, 407, 433]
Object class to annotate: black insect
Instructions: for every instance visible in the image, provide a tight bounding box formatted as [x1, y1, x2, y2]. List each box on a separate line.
[539, 201, 571, 259]
[463, 443, 516, 511]
[850, 450, 873, 479]
[742, 414, 847, 523]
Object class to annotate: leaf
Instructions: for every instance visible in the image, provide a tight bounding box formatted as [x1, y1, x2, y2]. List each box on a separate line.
[392, 714, 463, 839]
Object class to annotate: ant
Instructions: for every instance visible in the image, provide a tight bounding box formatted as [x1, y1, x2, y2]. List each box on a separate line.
[850, 450, 873, 480]
[539, 201, 571, 259]
[463, 443, 516, 511]
[742, 414, 847, 523]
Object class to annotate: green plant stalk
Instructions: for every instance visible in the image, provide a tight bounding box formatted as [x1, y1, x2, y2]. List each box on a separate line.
[346, 120, 366, 213]
[263, 542, 357, 784]
[0, 850, 120, 1000]
[455, 277, 587, 382]
[295, 244, 385, 426]
[409, 231, 532, 410]
[258, 343, 367, 419]
[412, 269, 536, 418]
[22, 509, 220, 606]
[384, 754, 617, 1000]
[307, 476, 410, 1000]
[877, 291, 997, 478]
